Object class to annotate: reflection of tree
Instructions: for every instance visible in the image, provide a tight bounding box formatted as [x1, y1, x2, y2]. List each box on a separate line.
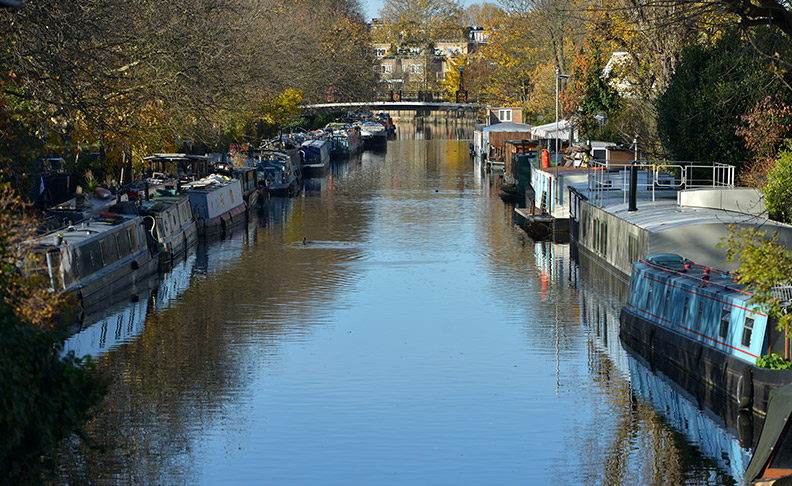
[56, 200, 372, 482]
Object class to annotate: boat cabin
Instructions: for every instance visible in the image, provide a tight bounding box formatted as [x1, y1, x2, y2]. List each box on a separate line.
[144, 154, 210, 181]
[626, 254, 791, 365]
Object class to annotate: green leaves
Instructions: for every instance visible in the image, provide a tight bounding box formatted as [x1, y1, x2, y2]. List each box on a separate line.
[720, 225, 792, 337]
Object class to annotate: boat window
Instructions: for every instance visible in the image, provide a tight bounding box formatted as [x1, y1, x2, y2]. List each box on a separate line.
[663, 287, 671, 318]
[118, 229, 130, 256]
[646, 281, 653, 309]
[98, 240, 106, 266]
[79, 241, 104, 277]
[628, 234, 639, 265]
[229, 189, 235, 204]
[682, 295, 690, 323]
[115, 234, 123, 259]
[127, 227, 137, 251]
[719, 307, 730, 340]
[696, 300, 704, 327]
[742, 315, 754, 347]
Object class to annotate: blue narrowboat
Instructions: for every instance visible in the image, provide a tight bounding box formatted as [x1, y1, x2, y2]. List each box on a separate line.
[619, 253, 792, 417]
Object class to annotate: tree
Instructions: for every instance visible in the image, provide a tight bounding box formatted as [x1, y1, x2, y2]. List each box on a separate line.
[0, 186, 106, 482]
[562, 39, 622, 139]
[656, 27, 792, 166]
[721, 226, 792, 339]
[761, 147, 792, 222]
[736, 95, 792, 185]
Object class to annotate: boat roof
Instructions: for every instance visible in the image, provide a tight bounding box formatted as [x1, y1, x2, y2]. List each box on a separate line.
[144, 153, 210, 161]
[483, 122, 532, 133]
[636, 254, 754, 298]
[34, 214, 141, 249]
[139, 195, 188, 214]
[607, 198, 764, 234]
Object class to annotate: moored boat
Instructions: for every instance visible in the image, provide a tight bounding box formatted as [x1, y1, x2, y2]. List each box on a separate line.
[358, 120, 387, 148]
[326, 123, 361, 158]
[256, 150, 300, 197]
[29, 213, 158, 311]
[181, 174, 247, 237]
[619, 253, 792, 417]
[138, 193, 198, 266]
[299, 139, 330, 177]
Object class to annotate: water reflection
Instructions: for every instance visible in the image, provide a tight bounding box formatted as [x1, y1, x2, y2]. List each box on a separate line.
[54, 129, 752, 485]
[572, 262, 751, 484]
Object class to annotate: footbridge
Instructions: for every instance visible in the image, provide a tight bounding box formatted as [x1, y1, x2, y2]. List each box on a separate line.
[300, 101, 480, 121]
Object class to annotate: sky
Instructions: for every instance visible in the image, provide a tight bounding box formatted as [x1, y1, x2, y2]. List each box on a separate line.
[362, 0, 477, 21]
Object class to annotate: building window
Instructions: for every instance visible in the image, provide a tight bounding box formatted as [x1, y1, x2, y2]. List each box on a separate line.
[742, 315, 754, 347]
[374, 48, 386, 57]
[409, 64, 423, 74]
[380, 65, 392, 74]
[498, 109, 512, 122]
[437, 72, 445, 79]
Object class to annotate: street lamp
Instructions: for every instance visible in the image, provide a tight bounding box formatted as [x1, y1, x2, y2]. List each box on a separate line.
[554, 68, 569, 205]
[554, 68, 570, 167]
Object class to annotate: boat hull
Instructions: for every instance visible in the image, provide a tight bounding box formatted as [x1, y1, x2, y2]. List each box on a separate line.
[74, 247, 159, 312]
[620, 307, 792, 417]
[197, 202, 247, 238]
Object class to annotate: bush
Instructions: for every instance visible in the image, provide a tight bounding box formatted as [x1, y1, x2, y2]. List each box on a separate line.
[762, 147, 792, 223]
[756, 352, 792, 370]
[0, 302, 106, 483]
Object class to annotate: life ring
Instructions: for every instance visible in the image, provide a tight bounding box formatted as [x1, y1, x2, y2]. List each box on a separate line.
[736, 367, 753, 410]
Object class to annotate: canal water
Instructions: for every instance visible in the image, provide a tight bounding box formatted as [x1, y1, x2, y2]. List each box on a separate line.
[56, 123, 751, 485]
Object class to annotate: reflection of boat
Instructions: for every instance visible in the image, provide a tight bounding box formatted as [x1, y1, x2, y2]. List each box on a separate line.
[138, 194, 198, 267]
[62, 293, 151, 358]
[182, 175, 247, 237]
[745, 383, 792, 484]
[256, 151, 301, 197]
[30, 213, 158, 311]
[620, 253, 792, 417]
[575, 262, 753, 482]
[299, 139, 330, 177]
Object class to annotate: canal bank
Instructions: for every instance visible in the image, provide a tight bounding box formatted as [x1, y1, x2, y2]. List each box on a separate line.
[56, 127, 751, 485]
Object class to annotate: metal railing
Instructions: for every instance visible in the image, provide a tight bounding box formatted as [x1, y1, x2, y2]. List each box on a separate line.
[587, 160, 735, 207]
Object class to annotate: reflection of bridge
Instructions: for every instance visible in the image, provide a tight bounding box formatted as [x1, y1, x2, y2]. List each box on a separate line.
[300, 101, 480, 120]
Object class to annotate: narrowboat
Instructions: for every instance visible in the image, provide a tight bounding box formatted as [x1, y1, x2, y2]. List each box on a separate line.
[181, 174, 247, 238]
[256, 150, 300, 197]
[31, 213, 158, 311]
[619, 253, 792, 417]
[233, 166, 260, 209]
[358, 121, 387, 147]
[212, 161, 261, 209]
[326, 123, 361, 158]
[299, 139, 330, 177]
[138, 193, 198, 266]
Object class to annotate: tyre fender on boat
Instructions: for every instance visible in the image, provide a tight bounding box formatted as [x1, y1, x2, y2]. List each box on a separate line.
[737, 366, 754, 410]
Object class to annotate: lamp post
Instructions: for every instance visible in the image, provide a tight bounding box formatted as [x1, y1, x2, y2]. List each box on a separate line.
[554, 68, 569, 204]
[554, 68, 570, 167]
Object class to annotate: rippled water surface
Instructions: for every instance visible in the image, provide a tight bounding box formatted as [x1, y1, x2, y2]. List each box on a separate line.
[57, 124, 750, 485]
